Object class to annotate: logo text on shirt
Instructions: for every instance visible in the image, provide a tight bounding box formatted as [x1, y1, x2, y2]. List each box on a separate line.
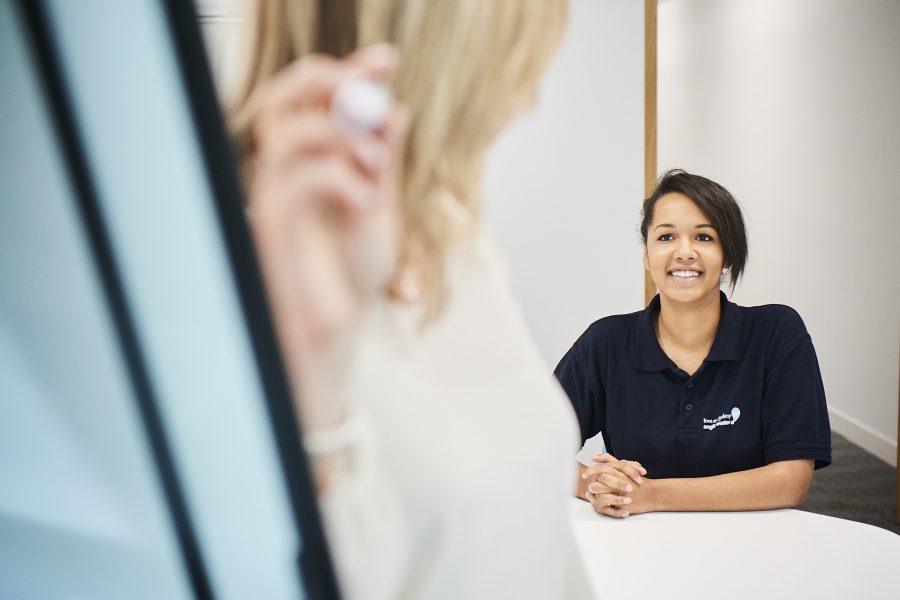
[703, 407, 741, 431]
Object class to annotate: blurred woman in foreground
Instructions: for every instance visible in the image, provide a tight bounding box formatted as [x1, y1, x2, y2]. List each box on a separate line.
[229, 1, 591, 597]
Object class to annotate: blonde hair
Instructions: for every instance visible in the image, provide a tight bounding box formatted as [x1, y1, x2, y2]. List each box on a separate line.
[230, 0, 568, 316]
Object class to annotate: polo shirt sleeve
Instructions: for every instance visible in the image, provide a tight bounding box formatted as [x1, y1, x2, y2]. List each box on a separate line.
[554, 341, 605, 446]
[761, 308, 832, 469]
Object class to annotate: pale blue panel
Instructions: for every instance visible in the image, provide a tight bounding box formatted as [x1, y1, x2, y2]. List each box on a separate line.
[0, 2, 193, 598]
[43, 1, 303, 598]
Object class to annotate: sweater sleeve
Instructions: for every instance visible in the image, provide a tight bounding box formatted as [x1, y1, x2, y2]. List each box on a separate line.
[316, 417, 411, 600]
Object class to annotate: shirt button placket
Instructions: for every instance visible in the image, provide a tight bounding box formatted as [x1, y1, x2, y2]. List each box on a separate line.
[678, 378, 697, 439]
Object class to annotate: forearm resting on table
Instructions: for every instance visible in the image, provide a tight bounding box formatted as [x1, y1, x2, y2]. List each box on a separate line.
[577, 459, 814, 512]
[647, 459, 814, 512]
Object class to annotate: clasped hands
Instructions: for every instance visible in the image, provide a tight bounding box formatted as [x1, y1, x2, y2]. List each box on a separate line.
[581, 453, 653, 518]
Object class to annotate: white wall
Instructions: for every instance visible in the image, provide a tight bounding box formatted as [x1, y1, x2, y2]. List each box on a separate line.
[484, 0, 645, 368]
[659, 0, 900, 465]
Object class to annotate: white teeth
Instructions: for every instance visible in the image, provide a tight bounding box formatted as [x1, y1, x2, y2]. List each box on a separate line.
[670, 270, 700, 278]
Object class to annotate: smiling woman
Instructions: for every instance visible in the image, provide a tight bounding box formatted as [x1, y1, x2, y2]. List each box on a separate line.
[555, 169, 832, 520]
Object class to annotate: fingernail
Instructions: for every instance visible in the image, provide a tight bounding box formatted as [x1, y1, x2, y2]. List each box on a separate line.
[623, 497, 632, 504]
[636, 476, 643, 484]
[363, 43, 399, 70]
[625, 484, 633, 492]
[622, 512, 630, 518]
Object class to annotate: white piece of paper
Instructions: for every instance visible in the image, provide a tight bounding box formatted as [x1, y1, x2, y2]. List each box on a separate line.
[575, 431, 606, 466]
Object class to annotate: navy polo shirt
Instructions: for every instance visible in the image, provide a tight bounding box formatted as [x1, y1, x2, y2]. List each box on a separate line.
[554, 293, 831, 479]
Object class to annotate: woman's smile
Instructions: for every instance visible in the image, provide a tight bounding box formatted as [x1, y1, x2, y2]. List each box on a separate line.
[668, 268, 702, 281]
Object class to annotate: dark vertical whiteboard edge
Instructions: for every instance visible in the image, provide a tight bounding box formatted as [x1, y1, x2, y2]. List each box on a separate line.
[159, 1, 341, 598]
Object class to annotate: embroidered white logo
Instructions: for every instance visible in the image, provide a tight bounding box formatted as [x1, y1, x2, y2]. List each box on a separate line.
[703, 407, 741, 431]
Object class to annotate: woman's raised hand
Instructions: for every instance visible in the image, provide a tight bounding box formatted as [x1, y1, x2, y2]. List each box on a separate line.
[247, 45, 408, 429]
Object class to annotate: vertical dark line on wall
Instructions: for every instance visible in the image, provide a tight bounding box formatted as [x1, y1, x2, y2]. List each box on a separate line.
[14, 1, 213, 597]
[644, 0, 658, 307]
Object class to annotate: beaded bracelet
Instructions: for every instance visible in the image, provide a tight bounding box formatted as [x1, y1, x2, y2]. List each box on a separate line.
[303, 410, 365, 456]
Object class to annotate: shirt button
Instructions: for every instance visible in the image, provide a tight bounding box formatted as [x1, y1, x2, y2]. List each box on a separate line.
[687, 382, 694, 388]
[686, 404, 693, 411]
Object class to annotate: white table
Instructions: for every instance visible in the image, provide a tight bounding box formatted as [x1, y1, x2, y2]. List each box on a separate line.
[570, 498, 900, 599]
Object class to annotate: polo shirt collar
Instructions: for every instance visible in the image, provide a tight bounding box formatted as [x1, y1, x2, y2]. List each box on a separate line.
[634, 291, 742, 372]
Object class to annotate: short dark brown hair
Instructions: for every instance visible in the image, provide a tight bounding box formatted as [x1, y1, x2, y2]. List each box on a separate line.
[640, 169, 748, 291]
